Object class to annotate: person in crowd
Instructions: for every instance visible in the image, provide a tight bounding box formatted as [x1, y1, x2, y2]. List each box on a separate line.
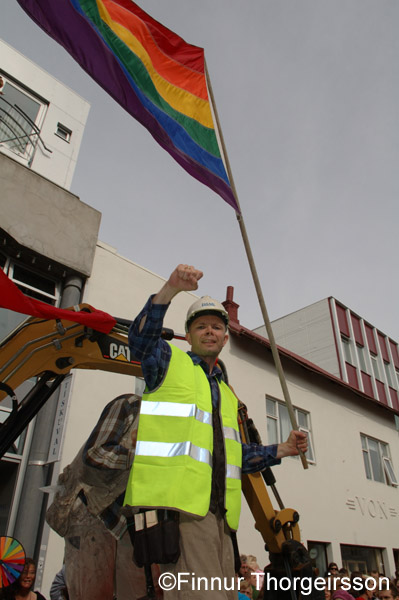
[340, 569, 349, 577]
[378, 583, 399, 600]
[245, 556, 263, 600]
[350, 572, 368, 599]
[323, 581, 332, 600]
[365, 577, 379, 600]
[332, 577, 355, 600]
[49, 566, 68, 600]
[327, 564, 340, 577]
[239, 579, 253, 599]
[46, 394, 157, 600]
[124, 264, 308, 600]
[0, 558, 47, 600]
[238, 558, 250, 580]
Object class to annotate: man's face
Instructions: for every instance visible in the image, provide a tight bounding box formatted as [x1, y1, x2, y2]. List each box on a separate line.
[186, 314, 228, 359]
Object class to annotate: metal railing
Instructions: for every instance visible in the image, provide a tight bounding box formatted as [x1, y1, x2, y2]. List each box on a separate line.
[0, 97, 52, 166]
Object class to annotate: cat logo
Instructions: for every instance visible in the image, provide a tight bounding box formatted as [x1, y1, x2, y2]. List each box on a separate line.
[109, 343, 131, 362]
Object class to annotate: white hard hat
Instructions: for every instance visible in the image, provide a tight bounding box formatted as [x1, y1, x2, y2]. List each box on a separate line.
[185, 296, 229, 332]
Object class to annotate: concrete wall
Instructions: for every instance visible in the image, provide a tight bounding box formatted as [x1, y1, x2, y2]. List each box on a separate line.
[0, 153, 101, 276]
[0, 39, 90, 189]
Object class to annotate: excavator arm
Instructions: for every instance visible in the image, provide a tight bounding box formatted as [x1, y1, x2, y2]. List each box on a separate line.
[0, 304, 175, 458]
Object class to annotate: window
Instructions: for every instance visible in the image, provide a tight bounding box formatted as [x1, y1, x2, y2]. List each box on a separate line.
[8, 263, 59, 304]
[356, 345, 367, 372]
[266, 397, 315, 463]
[361, 434, 398, 487]
[341, 545, 385, 577]
[370, 354, 380, 380]
[342, 336, 353, 364]
[55, 122, 72, 142]
[383, 361, 394, 388]
[307, 541, 329, 577]
[0, 75, 46, 158]
[1, 258, 60, 341]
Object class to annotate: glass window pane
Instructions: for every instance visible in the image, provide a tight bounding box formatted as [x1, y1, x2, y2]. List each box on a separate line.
[0, 460, 20, 534]
[267, 417, 278, 445]
[357, 345, 367, 371]
[13, 265, 56, 296]
[384, 362, 393, 387]
[297, 410, 308, 428]
[300, 427, 314, 461]
[342, 337, 352, 364]
[383, 458, 398, 486]
[370, 355, 380, 379]
[0, 409, 27, 455]
[279, 404, 291, 443]
[266, 398, 276, 416]
[361, 435, 367, 450]
[368, 438, 384, 483]
[0, 308, 27, 343]
[0, 81, 41, 154]
[362, 450, 372, 479]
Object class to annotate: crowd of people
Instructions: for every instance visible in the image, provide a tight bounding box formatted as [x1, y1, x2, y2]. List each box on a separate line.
[1, 553, 399, 600]
[234, 556, 399, 600]
[323, 562, 399, 600]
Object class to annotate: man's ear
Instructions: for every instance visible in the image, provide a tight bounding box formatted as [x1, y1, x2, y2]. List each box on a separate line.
[222, 333, 229, 347]
[186, 332, 192, 345]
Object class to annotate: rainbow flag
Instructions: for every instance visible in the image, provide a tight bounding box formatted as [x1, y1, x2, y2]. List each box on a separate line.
[16, 0, 239, 211]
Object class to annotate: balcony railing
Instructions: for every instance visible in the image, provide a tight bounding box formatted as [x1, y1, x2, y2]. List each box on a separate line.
[0, 97, 52, 165]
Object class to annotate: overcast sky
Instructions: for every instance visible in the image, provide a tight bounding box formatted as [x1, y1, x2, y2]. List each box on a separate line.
[2, 1, 398, 338]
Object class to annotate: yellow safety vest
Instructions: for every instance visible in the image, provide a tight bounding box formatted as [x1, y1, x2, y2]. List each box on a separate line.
[124, 344, 242, 530]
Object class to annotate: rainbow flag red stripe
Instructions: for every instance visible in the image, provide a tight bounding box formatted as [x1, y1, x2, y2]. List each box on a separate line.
[16, 0, 239, 211]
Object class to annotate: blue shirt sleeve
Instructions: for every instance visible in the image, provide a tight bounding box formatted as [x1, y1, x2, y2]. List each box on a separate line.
[242, 442, 281, 474]
[128, 295, 172, 390]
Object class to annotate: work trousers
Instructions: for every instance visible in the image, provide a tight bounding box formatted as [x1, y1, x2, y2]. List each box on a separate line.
[160, 510, 237, 600]
[64, 499, 149, 600]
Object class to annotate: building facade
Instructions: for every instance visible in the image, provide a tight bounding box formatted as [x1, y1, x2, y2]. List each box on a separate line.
[255, 298, 399, 414]
[0, 39, 99, 591]
[0, 39, 89, 189]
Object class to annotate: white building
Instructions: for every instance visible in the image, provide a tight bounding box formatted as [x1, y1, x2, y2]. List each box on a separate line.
[255, 298, 399, 413]
[0, 39, 89, 190]
[1, 40, 399, 596]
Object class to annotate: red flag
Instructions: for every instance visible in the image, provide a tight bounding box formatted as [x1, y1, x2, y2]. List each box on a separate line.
[0, 269, 116, 334]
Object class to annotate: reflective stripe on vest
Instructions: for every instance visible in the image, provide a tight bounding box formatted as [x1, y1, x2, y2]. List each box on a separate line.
[223, 425, 241, 443]
[140, 400, 212, 425]
[124, 343, 242, 529]
[226, 464, 241, 480]
[136, 440, 212, 466]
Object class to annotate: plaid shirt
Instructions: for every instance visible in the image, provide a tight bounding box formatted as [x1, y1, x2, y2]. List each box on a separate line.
[81, 394, 141, 538]
[128, 296, 280, 474]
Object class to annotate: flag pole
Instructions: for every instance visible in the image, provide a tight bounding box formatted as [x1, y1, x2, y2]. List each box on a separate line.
[205, 61, 308, 469]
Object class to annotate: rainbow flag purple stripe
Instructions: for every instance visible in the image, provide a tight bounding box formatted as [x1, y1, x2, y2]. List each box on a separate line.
[16, 0, 239, 211]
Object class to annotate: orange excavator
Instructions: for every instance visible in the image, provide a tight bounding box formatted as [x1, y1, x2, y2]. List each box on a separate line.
[0, 306, 322, 599]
